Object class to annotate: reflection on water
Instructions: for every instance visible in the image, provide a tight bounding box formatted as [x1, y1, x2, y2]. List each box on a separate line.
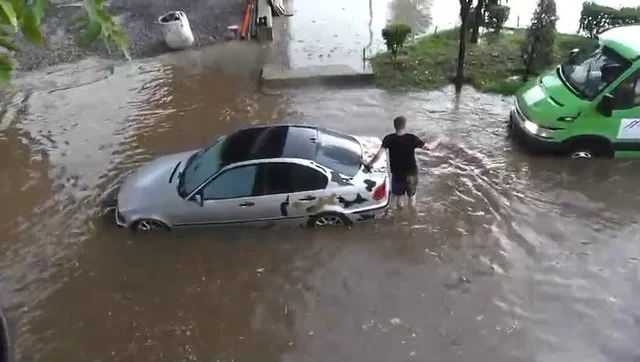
[1, 46, 640, 361]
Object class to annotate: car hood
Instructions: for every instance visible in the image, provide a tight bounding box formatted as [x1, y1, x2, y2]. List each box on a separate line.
[517, 70, 585, 128]
[117, 150, 196, 212]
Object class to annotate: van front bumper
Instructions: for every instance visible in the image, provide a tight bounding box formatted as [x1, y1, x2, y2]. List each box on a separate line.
[508, 107, 566, 155]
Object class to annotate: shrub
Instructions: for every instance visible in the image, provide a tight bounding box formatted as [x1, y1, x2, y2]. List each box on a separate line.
[578, 3, 640, 37]
[521, 0, 558, 76]
[486, 4, 511, 33]
[382, 23, 412, 59]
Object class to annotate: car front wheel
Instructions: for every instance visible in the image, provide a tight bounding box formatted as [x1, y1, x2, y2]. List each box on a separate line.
[132, 219, 170, 232]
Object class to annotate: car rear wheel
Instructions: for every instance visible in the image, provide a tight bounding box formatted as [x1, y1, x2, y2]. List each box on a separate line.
[132, 219, 170, 232]
[307, 212, 352, 228]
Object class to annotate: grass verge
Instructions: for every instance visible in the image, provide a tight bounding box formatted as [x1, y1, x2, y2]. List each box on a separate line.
[370, 28, 597, 95]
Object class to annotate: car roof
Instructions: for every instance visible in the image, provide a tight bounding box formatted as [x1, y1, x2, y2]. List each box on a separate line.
[220, 124, 320, 165]
[599, 25, 640, 61]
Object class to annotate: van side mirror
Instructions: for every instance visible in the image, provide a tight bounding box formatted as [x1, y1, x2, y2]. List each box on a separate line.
[567, 48, 580, 64]
[597, 94, 614, 117]
[192, 193, 203, 207]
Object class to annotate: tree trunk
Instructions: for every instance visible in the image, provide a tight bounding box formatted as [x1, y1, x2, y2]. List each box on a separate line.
[456, 1, 472, 92]
[470, 0, 484, 44]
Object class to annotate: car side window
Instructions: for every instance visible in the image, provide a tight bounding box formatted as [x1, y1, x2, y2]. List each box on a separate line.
[291, 164, 328, 192]
[202, 164, 259, 200]
[264, 163, 328, 195]
[612, 69, 640, 110]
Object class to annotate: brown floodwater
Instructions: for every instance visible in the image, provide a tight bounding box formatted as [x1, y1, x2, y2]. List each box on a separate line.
[2, 38, 640, 362]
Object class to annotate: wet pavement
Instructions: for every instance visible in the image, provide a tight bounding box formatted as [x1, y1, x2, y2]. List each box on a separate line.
[2, 0, 640, 361]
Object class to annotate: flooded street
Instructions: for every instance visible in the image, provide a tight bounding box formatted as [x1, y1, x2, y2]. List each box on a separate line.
[2, 0, 640, 360]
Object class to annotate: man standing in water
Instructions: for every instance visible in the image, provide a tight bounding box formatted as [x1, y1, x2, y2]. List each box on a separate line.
[364, 116, 443, 210]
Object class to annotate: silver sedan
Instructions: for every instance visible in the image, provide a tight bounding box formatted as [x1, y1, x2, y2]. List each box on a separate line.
[102, 124, 390, 231]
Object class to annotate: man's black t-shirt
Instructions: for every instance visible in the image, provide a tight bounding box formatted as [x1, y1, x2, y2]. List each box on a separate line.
[382, 133, 425, 176]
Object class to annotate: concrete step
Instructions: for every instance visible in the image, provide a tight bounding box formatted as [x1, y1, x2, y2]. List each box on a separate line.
[260, 63, 374, 88]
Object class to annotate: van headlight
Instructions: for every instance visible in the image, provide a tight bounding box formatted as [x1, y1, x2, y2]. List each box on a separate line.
[523, 119, 556, 138]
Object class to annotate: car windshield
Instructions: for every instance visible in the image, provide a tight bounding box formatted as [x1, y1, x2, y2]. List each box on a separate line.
[315, 129, 363, 177]
[560, 45, 631, 100]
[179, 136, 227, 196]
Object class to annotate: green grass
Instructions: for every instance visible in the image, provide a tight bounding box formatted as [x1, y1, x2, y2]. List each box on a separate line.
[370, 28, 597, 95]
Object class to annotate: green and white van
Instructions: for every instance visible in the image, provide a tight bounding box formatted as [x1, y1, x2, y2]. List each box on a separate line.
[509, 25, 640, 159]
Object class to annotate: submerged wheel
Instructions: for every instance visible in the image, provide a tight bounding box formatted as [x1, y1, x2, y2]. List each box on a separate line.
[132, 218, 170, 232]
[306, 212, 352, 228]
[570, 150, 593, 159]
[568, 138, 613, 160]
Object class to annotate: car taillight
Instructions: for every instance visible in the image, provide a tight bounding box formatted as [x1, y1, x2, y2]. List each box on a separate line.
[372, 179, 386, 201]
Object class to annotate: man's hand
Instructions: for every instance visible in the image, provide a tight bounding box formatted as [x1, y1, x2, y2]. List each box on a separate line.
[361, 159, 372, 173]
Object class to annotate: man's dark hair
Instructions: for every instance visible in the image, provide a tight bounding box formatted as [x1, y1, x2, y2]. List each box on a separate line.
[393, 116, 407, 131]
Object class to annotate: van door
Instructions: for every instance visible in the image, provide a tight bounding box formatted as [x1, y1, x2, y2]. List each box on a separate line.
[610, 68, 640, 155]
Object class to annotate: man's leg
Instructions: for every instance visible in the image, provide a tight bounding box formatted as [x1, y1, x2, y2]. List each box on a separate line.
[390, 175, 407, 210]
[405, 174, 418, 210]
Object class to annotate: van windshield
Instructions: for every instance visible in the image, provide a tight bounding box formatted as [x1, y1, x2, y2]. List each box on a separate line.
[560, 45, 631, 100]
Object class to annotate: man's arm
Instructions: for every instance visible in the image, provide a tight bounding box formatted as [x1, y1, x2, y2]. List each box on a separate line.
[421, 138, 441, 150]
[364, 147, 386, 170]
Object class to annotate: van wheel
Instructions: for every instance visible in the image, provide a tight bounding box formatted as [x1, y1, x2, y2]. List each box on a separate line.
[132, 218, 170, 232]
[568, 139, 613, 159]
[307, 212, 352, 228]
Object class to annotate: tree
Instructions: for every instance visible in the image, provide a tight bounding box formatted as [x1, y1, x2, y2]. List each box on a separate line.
[382, 23, 412, 60]
[389, 0, 432, 35]
[521, 0, 557, 77]
[486, 3, 510, 33]
[455, 0, 474, 92]
[469, 0, 484, 44]
[470, 0, 508, 43]
[0, 0, 128, 84]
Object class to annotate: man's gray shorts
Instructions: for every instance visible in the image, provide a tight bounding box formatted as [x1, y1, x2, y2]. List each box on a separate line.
[391, 174, 418, 197]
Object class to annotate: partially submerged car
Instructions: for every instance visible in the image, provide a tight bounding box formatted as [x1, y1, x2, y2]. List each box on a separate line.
[509, 25, 640, 159]
[102, 124, 390, 231]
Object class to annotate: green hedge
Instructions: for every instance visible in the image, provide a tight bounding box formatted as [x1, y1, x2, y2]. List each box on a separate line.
[578, 2, 640, 37]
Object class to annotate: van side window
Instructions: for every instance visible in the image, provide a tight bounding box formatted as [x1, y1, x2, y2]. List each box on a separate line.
[612, 70, 640, 110]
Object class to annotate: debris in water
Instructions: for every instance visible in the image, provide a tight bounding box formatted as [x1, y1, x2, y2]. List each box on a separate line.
[307, 330, 314, 336]
[410, 351, 416, 357]
[390, 318, 402, 326]
[256, 268, 265, 274]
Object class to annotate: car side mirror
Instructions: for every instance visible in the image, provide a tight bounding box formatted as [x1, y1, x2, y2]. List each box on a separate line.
[597, 94, 614, 117]
[192, 193, 203, 207]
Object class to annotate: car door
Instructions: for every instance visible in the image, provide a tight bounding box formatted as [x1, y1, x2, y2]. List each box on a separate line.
[188, 163, 279, 226]
[610, 68, 640, 153]
[263, 162, 330, 220]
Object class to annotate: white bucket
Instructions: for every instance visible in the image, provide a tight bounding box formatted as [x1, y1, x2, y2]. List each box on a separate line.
[158, 11, 195, 50]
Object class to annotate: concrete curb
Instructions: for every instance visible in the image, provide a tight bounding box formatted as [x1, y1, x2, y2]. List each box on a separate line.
[260, 64, 375, 88]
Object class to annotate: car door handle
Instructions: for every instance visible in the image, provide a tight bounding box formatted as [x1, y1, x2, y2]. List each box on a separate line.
[238, 202, 255, 207]
[298, 196, 316, 201]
